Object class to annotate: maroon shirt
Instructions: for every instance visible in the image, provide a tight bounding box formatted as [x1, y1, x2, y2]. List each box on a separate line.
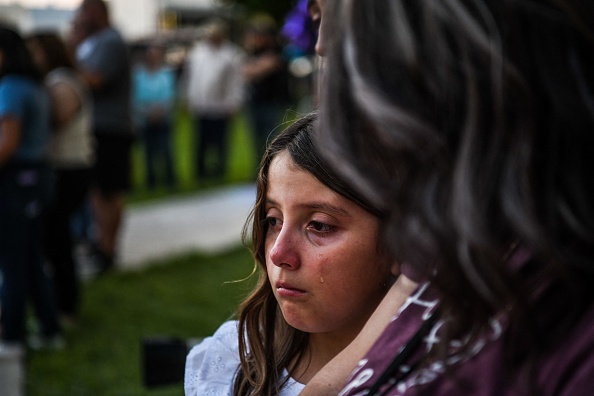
[340, 253, 594, 395]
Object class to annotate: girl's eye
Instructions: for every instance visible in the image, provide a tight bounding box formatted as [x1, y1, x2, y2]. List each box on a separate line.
[266, 217, 280, 228]
[308, 220, 334, 233]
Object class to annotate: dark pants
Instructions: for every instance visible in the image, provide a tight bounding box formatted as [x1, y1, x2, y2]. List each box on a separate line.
[92, 132, 134, 194]
[43, 167, 91, 316]
[0, 162, 61, 342]
[195, 116, 229, 181]
[249, 102, 286, 162]
[142, 119, 176, 189]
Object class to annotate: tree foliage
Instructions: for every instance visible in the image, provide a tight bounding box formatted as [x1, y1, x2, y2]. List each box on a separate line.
[222, 0, 298, 26]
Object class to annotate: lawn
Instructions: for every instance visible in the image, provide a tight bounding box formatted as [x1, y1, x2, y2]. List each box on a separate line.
[26, 248, 256, 396]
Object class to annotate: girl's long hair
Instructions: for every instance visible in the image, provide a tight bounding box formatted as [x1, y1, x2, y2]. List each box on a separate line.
[234, 112, 384, 395]
[319, 0, 594, 385]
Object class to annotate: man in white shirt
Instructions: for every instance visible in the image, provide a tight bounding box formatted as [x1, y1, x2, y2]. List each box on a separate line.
[183, 19, 244, 183]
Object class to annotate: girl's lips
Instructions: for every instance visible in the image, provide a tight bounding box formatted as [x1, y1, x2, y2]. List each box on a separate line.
[276, 282, 306, 297]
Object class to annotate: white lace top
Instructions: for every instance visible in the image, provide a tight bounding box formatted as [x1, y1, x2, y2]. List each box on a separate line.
[184, 320, 305, 396]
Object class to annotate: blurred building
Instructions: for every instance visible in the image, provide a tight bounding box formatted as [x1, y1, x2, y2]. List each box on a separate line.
[0, 0, 240, 41]
[0, 4, 74, 34]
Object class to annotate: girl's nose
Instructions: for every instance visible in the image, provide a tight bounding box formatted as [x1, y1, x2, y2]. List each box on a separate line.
[268, 228, 300, 270]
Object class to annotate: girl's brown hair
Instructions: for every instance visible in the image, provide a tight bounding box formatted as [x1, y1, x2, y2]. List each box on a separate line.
[234, 112, 384, 395]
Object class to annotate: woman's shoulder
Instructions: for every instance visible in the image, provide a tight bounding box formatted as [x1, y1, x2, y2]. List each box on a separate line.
[537, 299, 594, 394]
[47, 68, 86, 89]
[184, 320, 240, 396]
[46, 67, 75, 83]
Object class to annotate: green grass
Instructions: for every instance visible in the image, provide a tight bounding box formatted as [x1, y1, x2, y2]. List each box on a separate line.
[26, 248, 256, 396]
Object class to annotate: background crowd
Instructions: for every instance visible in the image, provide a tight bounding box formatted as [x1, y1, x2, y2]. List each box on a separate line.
[0, 0, 315, 353]
[3, 0, 594, 395]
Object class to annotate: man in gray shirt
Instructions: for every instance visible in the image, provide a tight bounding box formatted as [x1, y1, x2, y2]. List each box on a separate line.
[73, 0, 133, 273]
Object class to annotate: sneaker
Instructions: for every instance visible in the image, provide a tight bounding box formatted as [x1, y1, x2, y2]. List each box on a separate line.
[27, 334, 65, 351]
[79, 245, 115, 280]
[0, 340, 25, 355]
[60, 314, 78, 331]
[91, 245, 115, 275]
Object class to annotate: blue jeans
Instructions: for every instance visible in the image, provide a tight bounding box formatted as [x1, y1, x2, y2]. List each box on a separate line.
[142, 119, 176, 189]
[43, 167, 90, 316]
[0, 162, 61, 342]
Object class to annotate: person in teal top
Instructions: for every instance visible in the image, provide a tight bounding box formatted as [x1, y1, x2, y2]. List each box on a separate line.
[0, 77, 49, 162]
[0, 26, 63, 348]
[0, 72, 50, 163]
[132, 42, 177, 189]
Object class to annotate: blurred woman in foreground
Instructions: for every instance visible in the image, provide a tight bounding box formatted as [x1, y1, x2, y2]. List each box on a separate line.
[302, 0, 594, 394]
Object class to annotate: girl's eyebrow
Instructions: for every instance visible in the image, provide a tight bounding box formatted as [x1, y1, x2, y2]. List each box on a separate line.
[266, 198, 351, 218]
[302, 202, 351, 217]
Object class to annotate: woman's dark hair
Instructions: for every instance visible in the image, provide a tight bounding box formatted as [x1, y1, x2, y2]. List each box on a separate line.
[319, 0, 594, 386]
[234, 112, 385, 395]
[0, 26, 41, 81]
[27, 31, 76, 74]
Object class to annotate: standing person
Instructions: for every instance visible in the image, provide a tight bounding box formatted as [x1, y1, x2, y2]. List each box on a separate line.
[241, 14, 291, 163]
[27, 31, 94, 326]
[132, 42, 177, 190]
[302, 0, 594, 395]
[183, 19, 244, 184]
[73, 0, 134, 273]
[0, 26, 63, 348]
[184, 113, 397, 395]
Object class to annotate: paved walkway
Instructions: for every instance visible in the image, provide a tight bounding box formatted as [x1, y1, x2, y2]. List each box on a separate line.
[117, 183, 256, 270]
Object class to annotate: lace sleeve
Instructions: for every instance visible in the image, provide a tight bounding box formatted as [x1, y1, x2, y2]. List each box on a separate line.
[184, 320, 241, 396]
